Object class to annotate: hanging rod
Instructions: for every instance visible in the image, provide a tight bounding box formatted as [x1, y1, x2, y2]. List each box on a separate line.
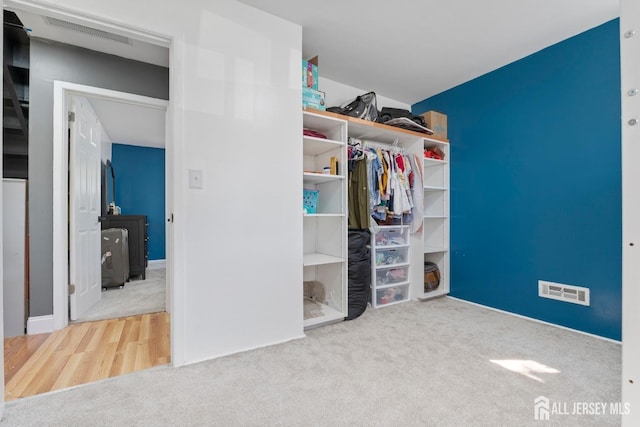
[362, 139, 405, 153]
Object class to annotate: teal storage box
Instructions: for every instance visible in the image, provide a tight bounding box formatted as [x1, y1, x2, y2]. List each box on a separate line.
[303, 189, 319, 214]
[302, 59, 318, 90]
[303, 87, 326, 111]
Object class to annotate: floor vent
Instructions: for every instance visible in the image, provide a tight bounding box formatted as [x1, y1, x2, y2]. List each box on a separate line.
[538, 280, 590, 306]
[43, 16, 131, 45]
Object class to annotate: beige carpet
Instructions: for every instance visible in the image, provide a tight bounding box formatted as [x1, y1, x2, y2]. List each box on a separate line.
[72, 267, 166, 323]
[2, 297, 621, 426]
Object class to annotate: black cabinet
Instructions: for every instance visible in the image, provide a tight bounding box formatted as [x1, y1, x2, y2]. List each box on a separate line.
[101, 215, 148, 279]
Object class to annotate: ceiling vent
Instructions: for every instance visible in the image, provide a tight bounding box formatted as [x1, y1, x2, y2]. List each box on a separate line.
[42, 16, 131, 45]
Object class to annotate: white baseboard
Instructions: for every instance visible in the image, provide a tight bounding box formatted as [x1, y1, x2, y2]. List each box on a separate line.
[447, 296, 621, 345]
[27, 315, 54, 335]
[148, 259, 166, 270]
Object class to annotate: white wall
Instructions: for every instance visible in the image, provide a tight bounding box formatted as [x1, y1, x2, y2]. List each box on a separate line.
[100, 121, 112, 162]
[319, 77, 410, 111]
[621, 0, 640, 423]
[16, 0, 304, 365]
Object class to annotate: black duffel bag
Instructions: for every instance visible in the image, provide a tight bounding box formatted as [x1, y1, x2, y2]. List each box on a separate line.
[377, 107, 426, 127]
[327, 91, 378, 122]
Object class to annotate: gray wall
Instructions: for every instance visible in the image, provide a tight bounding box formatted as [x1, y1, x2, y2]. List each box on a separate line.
[29, 38, 169, 316]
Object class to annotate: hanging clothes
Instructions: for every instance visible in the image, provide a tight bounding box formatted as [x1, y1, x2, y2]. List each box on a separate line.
[348, 138, 370, 229]
[363, 142, 417, 225]
[348, 158, 370, 229]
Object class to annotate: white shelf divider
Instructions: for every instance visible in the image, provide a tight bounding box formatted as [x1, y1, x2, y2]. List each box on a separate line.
[423, 246, 448, 254]
[303, 172, 345, 184]
[303, 304, 344, 329]
[423, 158, 448, 167]
[303, 137, 344, 156]
[424, 185, 447, 191]
[303, 253, 344, 267]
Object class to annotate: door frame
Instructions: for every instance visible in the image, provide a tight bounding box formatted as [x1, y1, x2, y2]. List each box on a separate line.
[53, 82, 169, 330]
[621, 0, 640, 423]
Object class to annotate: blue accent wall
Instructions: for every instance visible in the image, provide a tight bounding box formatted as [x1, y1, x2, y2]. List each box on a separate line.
[412, 19, 621, 340]
[111, 143, 166, 260]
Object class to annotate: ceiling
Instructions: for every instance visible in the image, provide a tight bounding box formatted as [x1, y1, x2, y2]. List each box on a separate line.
[10, 1, 619, 126]
[89, 98, 166, 149]
[236, 0, 619, 104]
[15, 9, 169, 67]
[11, 9, 169, 148]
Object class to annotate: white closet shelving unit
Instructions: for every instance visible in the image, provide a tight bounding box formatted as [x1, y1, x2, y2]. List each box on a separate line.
[302, 109, 450, 316]
[302, 111, 348, 329]
[419, 138, 450, 299]
[347, 118, 449, 307]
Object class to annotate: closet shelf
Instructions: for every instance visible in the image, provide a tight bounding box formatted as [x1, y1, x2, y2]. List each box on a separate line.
[303, 172, 345, 184]
[303, 213, 345, 218]
[303, 253, 345, 266]
[303, 136, 344, 156]
[418, 287, 449, 300]
[424, 215, 447, 219]
[423, 158, 448, 167]
[424, 245, 448, 254]
[424, 185, 447, 191]
[303, 304, 344, 328]
[304, 108, 449, 145]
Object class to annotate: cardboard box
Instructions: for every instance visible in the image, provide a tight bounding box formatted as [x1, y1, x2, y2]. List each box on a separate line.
[421, 111, 447, 139]
[302, 59, 318, 90]
[303, 87, 326, 111]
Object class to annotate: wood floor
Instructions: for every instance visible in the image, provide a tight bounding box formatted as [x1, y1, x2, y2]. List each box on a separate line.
[4, 311, 170, 401]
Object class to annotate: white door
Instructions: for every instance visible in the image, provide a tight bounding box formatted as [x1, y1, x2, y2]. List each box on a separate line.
[69, 96, 102, 320]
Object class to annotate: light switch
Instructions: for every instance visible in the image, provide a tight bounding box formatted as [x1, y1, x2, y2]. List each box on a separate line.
[188, 169, 203, 189]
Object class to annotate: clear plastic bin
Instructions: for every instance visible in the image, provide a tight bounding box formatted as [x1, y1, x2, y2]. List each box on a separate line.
[375, 284, 409, 306]
[374, 226, 409, 247]
[375, 247, 409, 267]
[375, 265, 409, 287]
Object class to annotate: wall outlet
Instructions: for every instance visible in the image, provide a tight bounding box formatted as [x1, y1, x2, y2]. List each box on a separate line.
[538, 280, 590, 306]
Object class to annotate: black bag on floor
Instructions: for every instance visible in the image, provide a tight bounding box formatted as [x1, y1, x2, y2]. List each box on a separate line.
[346, 229, 371, 320]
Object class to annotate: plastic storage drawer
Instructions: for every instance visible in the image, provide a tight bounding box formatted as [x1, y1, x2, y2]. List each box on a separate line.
[375, 283, 409, 306]
[375, 247, 409, 267]
[375, 265, 409, 287]
[374, 226, 409, 247]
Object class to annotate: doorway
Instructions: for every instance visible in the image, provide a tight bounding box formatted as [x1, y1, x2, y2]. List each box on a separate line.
[66, 92, 168, 324]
